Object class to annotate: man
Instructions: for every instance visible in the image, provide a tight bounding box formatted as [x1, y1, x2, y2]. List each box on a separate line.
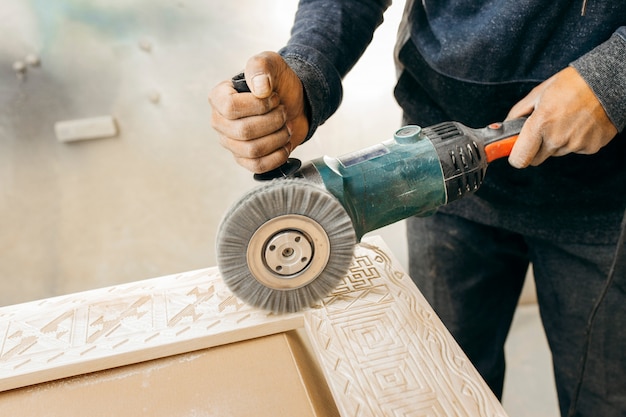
[209, 1, 626, 415]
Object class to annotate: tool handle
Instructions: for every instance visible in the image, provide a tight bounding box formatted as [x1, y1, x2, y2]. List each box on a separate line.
[481, 118, 525, 163]
[231, 73, 302, 181]
[231, 72, 250, 94]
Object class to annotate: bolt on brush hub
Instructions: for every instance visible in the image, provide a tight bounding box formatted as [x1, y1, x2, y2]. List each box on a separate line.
[263, 230, 313, 275]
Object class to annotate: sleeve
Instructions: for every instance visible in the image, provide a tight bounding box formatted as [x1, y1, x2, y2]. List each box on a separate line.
[278, 0, 392, 141]
[570, 26, 626, 132]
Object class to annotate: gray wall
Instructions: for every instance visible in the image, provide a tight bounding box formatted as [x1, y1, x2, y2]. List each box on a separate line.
[0, 1, 406, 305]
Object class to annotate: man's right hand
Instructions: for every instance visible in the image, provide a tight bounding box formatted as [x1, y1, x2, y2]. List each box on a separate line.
[208, 51, 310, 173]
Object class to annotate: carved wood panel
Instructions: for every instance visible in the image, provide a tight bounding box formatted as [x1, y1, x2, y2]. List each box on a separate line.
[0, 236, 507, 417]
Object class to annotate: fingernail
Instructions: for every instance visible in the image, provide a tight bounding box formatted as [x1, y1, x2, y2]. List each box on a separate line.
[251, 74, 270, 96]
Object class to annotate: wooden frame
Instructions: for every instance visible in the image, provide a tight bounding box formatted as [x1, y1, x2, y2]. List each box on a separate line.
[0, 236, 508, 416]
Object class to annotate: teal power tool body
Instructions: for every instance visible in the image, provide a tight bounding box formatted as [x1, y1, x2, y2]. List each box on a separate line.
[295, 121, 522, 239]
[216, 74, 524, 313]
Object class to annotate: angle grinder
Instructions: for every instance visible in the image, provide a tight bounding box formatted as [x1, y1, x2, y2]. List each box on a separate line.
[216, 102, 525, 313]
[216, 73, 524, 313]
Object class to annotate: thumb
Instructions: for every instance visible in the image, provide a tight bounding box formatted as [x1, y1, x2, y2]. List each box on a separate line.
[244, 51, 286, 99]
[508, 115, 542, 168]
[505, 93, 536, 121]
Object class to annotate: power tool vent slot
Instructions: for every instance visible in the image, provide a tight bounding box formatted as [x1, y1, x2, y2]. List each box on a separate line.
[426, 122, 462, 141]
[429, 122, 487, 204]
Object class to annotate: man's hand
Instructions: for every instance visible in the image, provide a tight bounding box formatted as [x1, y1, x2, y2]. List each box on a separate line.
[506, 66, 618, 168]
[208, 51, 309, 173]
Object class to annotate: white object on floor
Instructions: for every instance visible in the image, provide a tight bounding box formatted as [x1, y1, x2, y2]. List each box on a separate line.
[54, 116, 118, 143]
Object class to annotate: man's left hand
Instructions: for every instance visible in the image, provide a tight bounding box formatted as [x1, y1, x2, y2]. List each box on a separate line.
[506, 66, 618, 168]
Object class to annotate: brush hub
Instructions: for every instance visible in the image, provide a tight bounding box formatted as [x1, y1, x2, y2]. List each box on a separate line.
[247, 214, 331, 290]
[263, 230, 313, 275]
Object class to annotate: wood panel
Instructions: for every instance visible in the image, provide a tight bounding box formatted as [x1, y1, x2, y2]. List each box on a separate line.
[0, 236, 508, 416]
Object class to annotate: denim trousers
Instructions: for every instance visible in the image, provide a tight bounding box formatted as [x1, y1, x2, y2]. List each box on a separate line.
[407, 211, 626, 417]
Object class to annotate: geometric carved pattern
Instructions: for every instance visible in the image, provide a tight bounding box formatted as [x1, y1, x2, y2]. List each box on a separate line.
[0, 269, 303, 391]
[307, 241, 508, 417]
[0, 236, 508, 417]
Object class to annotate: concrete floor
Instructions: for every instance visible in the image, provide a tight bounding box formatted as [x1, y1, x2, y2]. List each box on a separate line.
[504, 303, 560, 417]
[0, 1, 559, 415]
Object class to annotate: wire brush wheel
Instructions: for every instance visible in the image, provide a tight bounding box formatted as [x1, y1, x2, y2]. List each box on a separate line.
[216, 179, 357, 313]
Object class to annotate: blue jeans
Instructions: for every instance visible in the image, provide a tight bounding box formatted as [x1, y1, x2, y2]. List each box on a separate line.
[407, 212, 626, 417]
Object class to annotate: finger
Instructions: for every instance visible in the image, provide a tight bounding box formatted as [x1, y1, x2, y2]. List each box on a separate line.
[232, 140, 292, 174]
[529, 124, 573, 165]
[211, 105, 287, 141]
[528, 148, 552, 166]
[209, 81, 281, 120]
[508, 116, 543, 168]
[506, 100, 534, 121]
[218, 125, 291, 160]
[226, 91, 281, 119]
[505, 89, 539, 121]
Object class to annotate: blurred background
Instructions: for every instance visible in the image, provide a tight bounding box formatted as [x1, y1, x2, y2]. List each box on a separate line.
[0, 0, 408, 305]
[0, 1, 557, 415]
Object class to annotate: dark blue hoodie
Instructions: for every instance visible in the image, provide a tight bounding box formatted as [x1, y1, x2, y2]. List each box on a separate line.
[279, 0, 626, 243]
